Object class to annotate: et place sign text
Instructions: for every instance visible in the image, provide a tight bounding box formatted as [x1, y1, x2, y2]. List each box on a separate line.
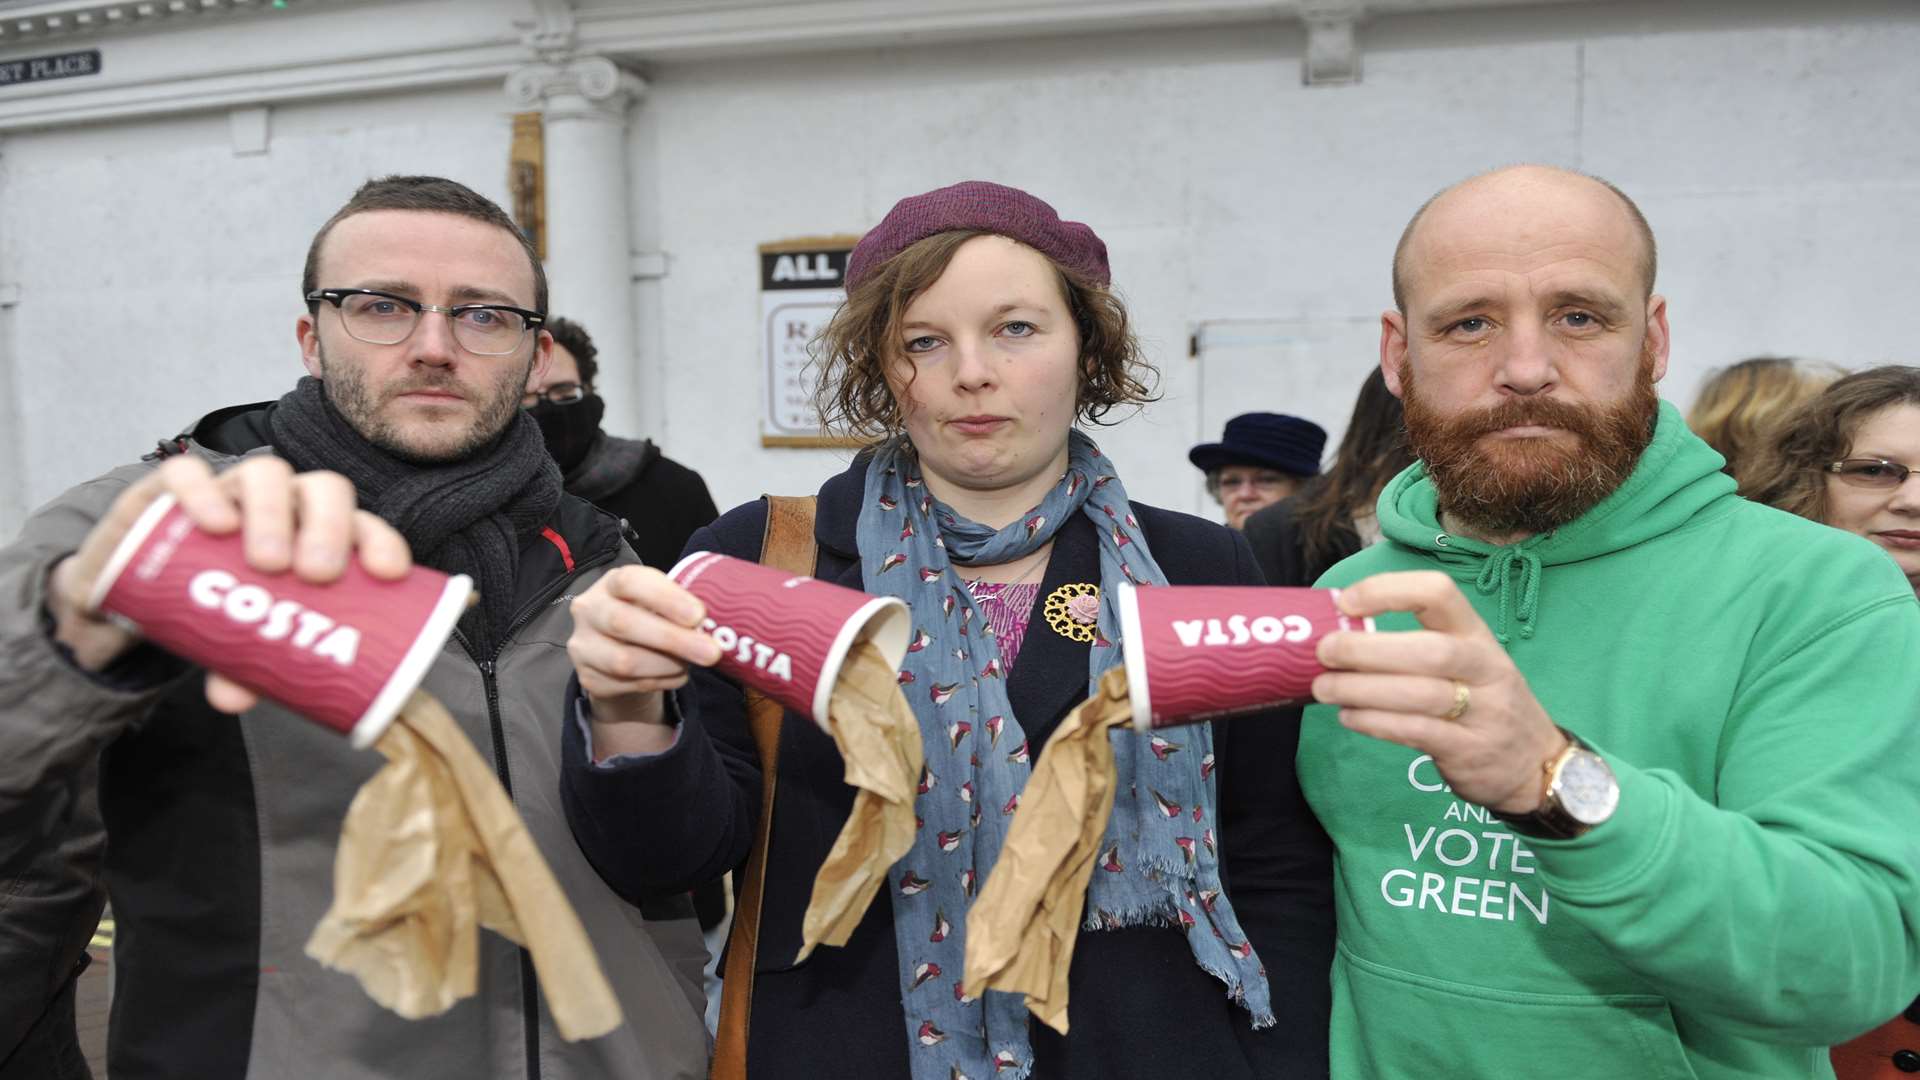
[0, 50, 103, 88]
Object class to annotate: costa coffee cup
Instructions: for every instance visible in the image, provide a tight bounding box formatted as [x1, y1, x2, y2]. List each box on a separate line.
[668, 551, 910, 730]
[88, 494, 471, 749]
[1116, 583, 1372, 731]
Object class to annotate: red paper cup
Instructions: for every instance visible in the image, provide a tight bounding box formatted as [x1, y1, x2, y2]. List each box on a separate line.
[1116, 583, 1372, 730]
[668, 551, 910, 730]
[88, 494, 471, 748]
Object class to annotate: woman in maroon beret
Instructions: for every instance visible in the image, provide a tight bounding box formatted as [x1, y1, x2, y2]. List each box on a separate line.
[557, 181, 1333, 1079]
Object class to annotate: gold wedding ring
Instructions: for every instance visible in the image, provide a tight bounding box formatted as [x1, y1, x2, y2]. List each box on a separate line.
[1441, 680, 1471, 721]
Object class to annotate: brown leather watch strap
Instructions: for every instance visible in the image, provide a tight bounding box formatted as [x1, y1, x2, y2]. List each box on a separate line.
[1490, 727, 1592, 840]
[711, 495, 817, 1080]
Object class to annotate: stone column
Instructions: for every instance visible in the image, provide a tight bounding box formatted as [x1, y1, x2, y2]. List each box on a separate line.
[0, 285, 23, 539]
[505, 56, 648, 436]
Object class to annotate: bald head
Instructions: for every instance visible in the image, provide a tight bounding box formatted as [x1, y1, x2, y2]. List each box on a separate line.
[1391, 166, 1657, 313]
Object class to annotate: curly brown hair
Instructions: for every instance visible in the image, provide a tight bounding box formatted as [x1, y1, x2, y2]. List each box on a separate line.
[546, 317, 600, 386]
[810, 230, 1157, 439]
[1740, 365, 1920, 522]
[1686, 356, 1835, 481]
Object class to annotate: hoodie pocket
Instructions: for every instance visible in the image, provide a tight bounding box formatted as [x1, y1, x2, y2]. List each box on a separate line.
[1335, 945, 1701, 1080]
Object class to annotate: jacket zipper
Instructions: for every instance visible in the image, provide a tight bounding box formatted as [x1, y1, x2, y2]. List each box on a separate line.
[454, 545, 616, 1080]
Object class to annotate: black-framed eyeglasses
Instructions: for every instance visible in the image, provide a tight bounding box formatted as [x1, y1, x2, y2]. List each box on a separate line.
[306, 288, 545, 357]
[1826, 458, 1915, 489]
[522, 382, 588, 408]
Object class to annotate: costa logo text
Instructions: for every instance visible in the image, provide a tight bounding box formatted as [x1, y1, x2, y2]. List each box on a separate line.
[1170, 615, 1313, 647]
[701, 619, 794, 680]
[187, 570, 362, 666]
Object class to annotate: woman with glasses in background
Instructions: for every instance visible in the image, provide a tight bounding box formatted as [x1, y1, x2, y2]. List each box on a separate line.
[1744, 365, 1920, 597]
[1743, 364, 1920, 1079]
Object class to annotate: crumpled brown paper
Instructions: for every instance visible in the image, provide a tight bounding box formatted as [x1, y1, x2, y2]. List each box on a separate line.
[795, 639, 925, 963]
[961, 666, 1133, 1034]
[305, 691, 623, 1042]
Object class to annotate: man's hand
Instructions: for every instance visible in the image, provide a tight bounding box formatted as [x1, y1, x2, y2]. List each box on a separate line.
[567, 566, 723, 758]
[47, 454, 410, 713]
[1310, 570, 1568, 814]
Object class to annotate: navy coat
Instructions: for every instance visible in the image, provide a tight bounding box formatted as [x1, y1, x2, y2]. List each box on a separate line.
[563, 454, 1333, 1078]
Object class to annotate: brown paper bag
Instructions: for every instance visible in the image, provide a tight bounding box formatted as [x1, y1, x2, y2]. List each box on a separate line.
[961, 667, 1133, 1034]
[306, 691, 623, 1042]
[795, 640, 925, 962]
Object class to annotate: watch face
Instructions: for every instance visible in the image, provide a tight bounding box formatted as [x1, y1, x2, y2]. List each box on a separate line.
[1556, 750, 1620, 826]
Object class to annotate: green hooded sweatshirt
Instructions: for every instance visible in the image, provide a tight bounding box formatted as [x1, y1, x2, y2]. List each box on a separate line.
[1299, 401, 1920, 1079]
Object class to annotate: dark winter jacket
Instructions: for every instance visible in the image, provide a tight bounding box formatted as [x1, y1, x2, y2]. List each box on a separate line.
[0, 759, 102, 1079]
[1243, 495, 1362, 590]
[563, 434, 719, 573]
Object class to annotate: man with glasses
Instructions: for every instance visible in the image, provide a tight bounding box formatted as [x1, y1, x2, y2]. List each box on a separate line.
[523, 317, 718, 572]
[0, 176, 708, 1078]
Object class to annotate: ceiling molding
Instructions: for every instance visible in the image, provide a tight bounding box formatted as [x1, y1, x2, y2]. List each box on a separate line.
[0, 41, 525, 131]
[574, 0, 1590, 60]
[0, 0, 1601, 133]
[0, 0, 345, 46]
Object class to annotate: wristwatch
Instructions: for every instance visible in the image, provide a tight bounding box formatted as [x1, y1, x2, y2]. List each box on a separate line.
[1492, 727, 1619, 840]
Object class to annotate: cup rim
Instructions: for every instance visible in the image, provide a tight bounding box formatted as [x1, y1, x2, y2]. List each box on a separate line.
[88, 492, 182, 615]
[665, 549, 717, 586]
[350, 572, 472, 748]
[1116, 581, 1154, 731]
[810, 594, 910, 729]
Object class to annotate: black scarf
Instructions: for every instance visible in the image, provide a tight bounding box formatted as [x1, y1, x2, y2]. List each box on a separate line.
[527, 395, 654, 503]
[528, 392, 607, 474]
[268, 376, 562, 656]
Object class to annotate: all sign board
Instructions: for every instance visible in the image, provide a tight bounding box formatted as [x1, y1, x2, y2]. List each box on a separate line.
[759, 237, 865, 448]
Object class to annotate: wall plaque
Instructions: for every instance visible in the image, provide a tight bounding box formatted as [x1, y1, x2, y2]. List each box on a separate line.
[759, 236, 866, 449]
[0, 50, 103, 88]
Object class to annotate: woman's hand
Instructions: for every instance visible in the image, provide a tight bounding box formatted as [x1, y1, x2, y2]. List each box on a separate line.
[568, 566, 724, 755]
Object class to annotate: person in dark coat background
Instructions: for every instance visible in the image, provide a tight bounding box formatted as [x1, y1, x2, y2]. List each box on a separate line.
[557, 181, 1333, 1080]
[1244, 368, 1413, 588]
[523, 316, 726, 939]
[523, 317, 720, 571]
[0, 762, 103, 1080]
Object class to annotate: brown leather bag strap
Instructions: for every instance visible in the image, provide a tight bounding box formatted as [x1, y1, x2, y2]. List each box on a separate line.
[711, 495, 818, 1080]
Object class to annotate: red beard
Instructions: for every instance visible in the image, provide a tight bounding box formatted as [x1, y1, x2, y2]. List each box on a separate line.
[1401, 354, 1660, 538]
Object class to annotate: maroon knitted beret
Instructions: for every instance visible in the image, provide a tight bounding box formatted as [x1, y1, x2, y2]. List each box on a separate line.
[843, 180, 1111, 290]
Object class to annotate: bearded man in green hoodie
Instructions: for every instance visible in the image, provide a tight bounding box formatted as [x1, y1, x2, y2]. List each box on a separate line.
[1299, 165, 1920, 1079]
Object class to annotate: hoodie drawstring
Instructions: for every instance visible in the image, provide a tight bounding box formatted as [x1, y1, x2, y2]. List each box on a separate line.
[1474, 545, 1542, 644]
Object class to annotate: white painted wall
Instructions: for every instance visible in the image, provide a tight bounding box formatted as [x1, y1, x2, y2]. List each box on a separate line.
[2, 0, 1916, 542]
[0, 84, 522, 534]
[636, 1, 1920, 525]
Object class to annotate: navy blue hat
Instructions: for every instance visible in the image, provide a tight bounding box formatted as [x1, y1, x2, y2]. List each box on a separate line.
[1189, 413, 1327, 477]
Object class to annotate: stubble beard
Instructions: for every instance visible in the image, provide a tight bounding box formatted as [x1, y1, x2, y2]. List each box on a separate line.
[316, 340, 530, 465]
[1401, 347, 1660, 538]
